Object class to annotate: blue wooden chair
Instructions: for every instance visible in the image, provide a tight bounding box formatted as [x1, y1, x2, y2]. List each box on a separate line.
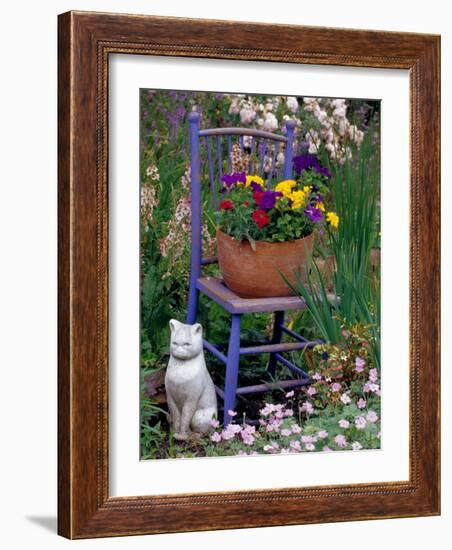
[187, 111, 317, 426]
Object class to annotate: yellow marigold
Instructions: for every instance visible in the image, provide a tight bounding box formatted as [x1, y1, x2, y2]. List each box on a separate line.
[275, 179, 296, 198]
[326, 211, 339, 228]
[303, 185, 311, 193]
[245, 174, 264, 187]
[315, 202, 325, 212]
[290, 190, 306, 210]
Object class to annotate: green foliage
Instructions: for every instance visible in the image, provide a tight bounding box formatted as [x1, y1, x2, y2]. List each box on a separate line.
[288, 127, 380, 367]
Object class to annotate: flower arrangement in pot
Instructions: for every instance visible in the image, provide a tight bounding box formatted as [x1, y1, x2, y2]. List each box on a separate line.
[215, 154, 339, 298]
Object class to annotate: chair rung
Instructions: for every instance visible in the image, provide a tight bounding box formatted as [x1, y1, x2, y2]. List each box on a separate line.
[239, 341, 312, 355]
[201, 256, 218, 265]
[236, 378, 311, 395]
[203, 339, 227, 363]
[215, 379, 310, 400]
[280, 324, 308, 342]
[274, 353, 309, 378]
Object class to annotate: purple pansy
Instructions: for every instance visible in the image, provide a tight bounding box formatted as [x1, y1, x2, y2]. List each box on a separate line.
[250, 181, 263, 192]
[305, 206, 324, 223]
[293, 154, 331, 179]
[258, 190, 283, 211]
[221, 172, 247, 187]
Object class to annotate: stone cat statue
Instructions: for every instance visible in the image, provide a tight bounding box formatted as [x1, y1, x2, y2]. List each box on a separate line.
[165, 319, 218, 440]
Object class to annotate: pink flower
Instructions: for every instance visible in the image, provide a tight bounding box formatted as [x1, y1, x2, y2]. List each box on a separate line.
[307, 387, 317, 397]
[290, 440, 301, 451]
[210, 432, 222, 443]
[366, 410, 379, 423]
[317, 430, 329, 439]
[227, 409, 237, 417]
[291, 424, 302, 434]
[305, 443, 316, 451]
[211, 419, 220, 428]
[355, 416, 367, 430]
[334, 434, 348, 448]
[357, 398, 367, 409]
[323, 446, 333, 452]
[266, 418, 282, 432]
[312, 372, 322, 381]
[221, 423, 242, 440]
[300, 401, 314, 415]
[340, 393, 351, 405]
[355, 356, 366, 373]
[331, 382, 341, 392]
[338, 419, 350, 428]
[264, 442, 279, 453]
[352, 441, 363, 451]
[260, 403, 275, 416]
[242, 434, 255, 445]
[369, 368, 378, 383]
[285, 390, 295, 398]
[283, 408, 294, 417]
[281, 428, 292, 437]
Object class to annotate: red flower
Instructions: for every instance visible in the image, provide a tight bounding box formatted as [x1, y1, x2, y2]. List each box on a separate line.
[253, 190, 264, 205]
[252, 209, 270, 229]
[220, 199, 235, 210]
[243, 201, 250, 207]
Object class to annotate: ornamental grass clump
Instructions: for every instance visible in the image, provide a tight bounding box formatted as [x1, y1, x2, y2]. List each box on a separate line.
[215, 155, 339, 247]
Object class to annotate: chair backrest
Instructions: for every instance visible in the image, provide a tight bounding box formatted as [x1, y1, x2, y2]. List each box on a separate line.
[187, 111, 296, 279]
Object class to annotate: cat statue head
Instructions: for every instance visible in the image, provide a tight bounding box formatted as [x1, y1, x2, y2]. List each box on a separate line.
[169, 319, 203, 360]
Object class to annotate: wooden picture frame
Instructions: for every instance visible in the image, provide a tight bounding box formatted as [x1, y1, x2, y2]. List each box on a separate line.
[58, 10, 440, 539]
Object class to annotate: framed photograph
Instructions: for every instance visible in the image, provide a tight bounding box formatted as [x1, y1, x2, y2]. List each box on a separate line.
[58, 11, 440, 538]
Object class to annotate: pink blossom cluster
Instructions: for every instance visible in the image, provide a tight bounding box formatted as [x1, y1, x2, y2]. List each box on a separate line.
[159, 166, 216, 266]
[362, 367, 381, 395]
[208, 405, 335, 456]
[141, 163, 160, 228]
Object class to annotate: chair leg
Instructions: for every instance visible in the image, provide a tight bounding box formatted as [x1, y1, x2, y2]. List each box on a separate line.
[187, 285, 199, 325]
[223, 314, 241, 426]
[268, 311, 284, 377]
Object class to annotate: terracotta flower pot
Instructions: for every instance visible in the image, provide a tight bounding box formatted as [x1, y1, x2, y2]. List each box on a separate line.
[216, 229, 315, 298]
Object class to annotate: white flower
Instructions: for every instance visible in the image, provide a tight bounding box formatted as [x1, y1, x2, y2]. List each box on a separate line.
[317, 109, 328, 123]
[263, 112, 278, 131]
[366, 410, 379, 423]
[340, 393, 351, 405]
[355, 416, 367, 430]
[286, 96, 299, 113]
[228, 100, 240, 115]
[240, 107, 256, 125]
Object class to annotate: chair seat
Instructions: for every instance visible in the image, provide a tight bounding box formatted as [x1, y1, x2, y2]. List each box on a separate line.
[196, 276, 306, 314]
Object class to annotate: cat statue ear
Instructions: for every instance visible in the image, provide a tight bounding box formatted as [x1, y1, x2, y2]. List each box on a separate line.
[191, 323, 202, 335]
[169, 319, 181, 333]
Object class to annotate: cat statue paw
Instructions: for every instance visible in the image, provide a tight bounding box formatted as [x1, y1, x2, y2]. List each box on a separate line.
[165, 319, 218, 441]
